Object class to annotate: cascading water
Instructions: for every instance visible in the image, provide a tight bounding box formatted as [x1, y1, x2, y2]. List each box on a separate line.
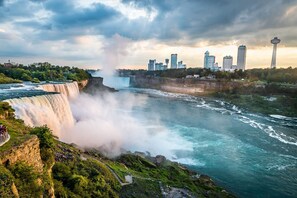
[39, 82, 79, 99]
[5, 94, 74, 136]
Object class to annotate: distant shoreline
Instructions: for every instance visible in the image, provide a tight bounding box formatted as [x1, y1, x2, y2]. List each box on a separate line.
[130, 76, 297, 117]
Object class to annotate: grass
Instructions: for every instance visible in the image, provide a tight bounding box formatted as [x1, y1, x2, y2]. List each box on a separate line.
[0, 118, 32, 153]
[52, 142, 121, 197]
[104, 154, 233, 197]
[0, 73, 22, 84]
[0, 102, 233, 197]
[120, 177, 162, 198]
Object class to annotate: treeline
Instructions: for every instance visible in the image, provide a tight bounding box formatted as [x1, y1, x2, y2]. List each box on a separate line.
[247, 67, 297, 83]
[119, 67, 297, 84]
[0, 62, 90, 83]
[119, 68, 246, 79]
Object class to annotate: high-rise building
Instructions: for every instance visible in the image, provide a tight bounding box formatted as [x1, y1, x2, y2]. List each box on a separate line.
[237, 45, 247, 70]
[161, 64, 168, 70]
[171, 54, 177, 69]
[271, 37, 281, 68]
[155, 62, 164, 70]
[223, 56, 233, 70]
[177, 61, 186, 69]
[148, 59, 156, 71]
[165, 59, 169, 66]
[204, 51, 210, 68]
[204, 51, 216, 70]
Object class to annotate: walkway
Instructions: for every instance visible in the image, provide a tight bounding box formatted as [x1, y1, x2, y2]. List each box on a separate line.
[0, 134, 10, 146]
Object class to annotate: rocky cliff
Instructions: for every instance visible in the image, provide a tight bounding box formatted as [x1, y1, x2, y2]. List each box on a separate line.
[78, 79, 89, 91]
[130, 76, 248, 96]
[83, 77, 117, 94]
[0, 135, 43, 172]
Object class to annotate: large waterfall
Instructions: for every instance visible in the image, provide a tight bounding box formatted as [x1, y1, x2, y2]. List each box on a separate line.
[39, 82, 79, 99]
[5, 94, 74, 136]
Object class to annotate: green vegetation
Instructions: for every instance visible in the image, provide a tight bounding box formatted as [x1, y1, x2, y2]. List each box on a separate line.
[0, 102, 120, 197]
[213, 80, 297, 116]
[30, 126, 56, 168]
[0, 102, 233, 197]
[119, 68, 246, 79]
[120, 67, 297, 84]
[0, 165, 15, 197]
[120, 178, 162, 198]
[0, 62, 90, 83]
[107, 154, 232, 197]
[8, 162, 43, 197]
[0, 102, 32, 153]
[247, 67, 297, 83]
[0, 73, 22, 84]
[52, 142, 120, 198]
[0, 101, 15, 119]
[122, 68, 297, 116]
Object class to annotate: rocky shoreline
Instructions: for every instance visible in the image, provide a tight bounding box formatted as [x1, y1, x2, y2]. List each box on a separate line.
[130, 76, 247, 96]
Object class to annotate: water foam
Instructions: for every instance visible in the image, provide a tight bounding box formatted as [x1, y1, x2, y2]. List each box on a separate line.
[39, 81, 79, 99]
[237, 116, 297, 146]
[135, 88, 297, 147]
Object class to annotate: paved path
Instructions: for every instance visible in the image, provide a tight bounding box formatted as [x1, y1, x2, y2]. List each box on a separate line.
[0, 134, 10, 146]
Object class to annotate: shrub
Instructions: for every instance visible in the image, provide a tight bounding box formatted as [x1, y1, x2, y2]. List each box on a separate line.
[30, 126, 55, 150]
[9, 162, 43, 197]
[0, 165, 15, 197]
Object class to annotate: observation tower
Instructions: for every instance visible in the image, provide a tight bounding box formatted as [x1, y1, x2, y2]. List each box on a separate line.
[271, 37, 281, 68]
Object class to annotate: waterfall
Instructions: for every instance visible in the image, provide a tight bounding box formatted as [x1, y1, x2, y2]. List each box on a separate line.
[39, 82, 79, 99]
[5, 94, 74, 136]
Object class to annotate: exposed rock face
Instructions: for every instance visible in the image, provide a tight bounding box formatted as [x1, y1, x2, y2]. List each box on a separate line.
[78, 79, 89, 91]
[130, 76, 246, 96]
[154, 155, 166, 166]
[83, 77, 117, 94]
[0, 135, 43, 172]
[11, 182, 19, 198]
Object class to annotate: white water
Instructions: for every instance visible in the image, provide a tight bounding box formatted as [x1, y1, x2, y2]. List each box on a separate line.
[39, 82, 79, 99]
[4, 81, 80, 135]
[5, 94, 74, 136]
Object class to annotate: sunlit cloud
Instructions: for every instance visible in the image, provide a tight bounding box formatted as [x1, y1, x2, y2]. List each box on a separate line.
[0, 0, 296, 68]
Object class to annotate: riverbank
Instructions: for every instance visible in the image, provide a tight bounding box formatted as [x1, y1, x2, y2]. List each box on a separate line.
[130, 75, 247, 96]
[0, 101, 233, 197]
[0, 90, 234, 197]
[0, 73, 22, 84]
[213, 92, 297, 117]
[130, 76, 297, 117]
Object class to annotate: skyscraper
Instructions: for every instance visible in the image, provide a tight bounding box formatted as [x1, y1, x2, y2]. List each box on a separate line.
[223, 56, 233, 70]
[148, 59, 156, 71]
[177, 61, 186, 69]
[165, 59, 169, 67]
[237, 45, 247, 70]
[155, 62, 164, 70]
[171, 54, 177, 69]
[204, 51, 215, 70]
[271, 37, 281, 68]
[204, 51, 209, 68]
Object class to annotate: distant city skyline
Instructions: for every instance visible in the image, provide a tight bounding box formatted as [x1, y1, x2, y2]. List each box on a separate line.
[0, 0, 297, 69]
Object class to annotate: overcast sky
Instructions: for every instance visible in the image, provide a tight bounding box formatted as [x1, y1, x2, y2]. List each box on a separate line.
[0, 0, 297, 69]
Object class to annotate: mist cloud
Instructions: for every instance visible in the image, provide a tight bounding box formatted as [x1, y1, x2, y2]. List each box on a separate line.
[101, 34, 132, 75]
[61, 91, 192, 158]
